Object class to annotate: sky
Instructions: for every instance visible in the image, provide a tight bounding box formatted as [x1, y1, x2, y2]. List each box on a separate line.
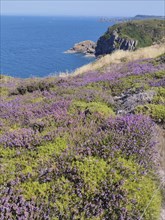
[1, 0, 165, 17]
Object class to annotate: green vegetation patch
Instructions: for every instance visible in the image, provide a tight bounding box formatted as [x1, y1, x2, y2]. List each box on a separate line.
[38, 137, 67, 157]
[154, 70, 165, 79]
[0, 148, 38, 184]
[135, 104, 165, 122]
[0, 87, 9, 96]
[111, 74, 151, 95]
[73, 156, 108, 192]
[20, 181, 52, 200]
[117, 158, 161, 220]
[70, 100, 115, 117]
[30, 97, 44, 103]
[53, 177, 80, 217]
[0, 137, 67, 185]
[107, 19, 165, 48]
[152, 87, 165, 104]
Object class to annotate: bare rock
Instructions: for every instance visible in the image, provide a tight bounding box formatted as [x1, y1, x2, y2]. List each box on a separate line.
[123, 90, 156, 111]
[95, 29, 138, 56]
[65, 40, 96, 56]
[115, 90, 157, 114]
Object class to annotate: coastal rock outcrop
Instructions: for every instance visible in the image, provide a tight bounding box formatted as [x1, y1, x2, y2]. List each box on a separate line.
[65, 40, 96, 56]
[95, 30, 138, 56]
[95, 19, 165, 56]
[65, 20, 164, 58]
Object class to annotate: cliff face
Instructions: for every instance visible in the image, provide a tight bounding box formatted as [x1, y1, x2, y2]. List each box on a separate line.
[95, 30, 138, 56]
[95, 19, 165, 56]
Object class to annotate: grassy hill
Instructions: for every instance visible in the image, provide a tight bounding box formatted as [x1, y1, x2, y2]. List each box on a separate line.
[107, 19, 165, 48]
[95, 20, 165, 56]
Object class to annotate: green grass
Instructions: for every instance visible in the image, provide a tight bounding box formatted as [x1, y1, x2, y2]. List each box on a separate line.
[154, 70, 165, 79]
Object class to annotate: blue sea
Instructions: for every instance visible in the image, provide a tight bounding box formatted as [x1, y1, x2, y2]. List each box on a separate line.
[1, 16, 114, 78]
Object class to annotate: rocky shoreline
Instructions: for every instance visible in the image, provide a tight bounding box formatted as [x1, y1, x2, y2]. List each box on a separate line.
[65, 20, 164, 58]
[65, 40, 96, 57]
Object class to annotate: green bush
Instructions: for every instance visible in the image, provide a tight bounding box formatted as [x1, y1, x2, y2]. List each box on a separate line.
[72, 156, 108, 192]
[20, 181, 52, 200]
[38, 137, 67, 157]
[152, 87, 165, 104]
[118, 158, 161, 220]
[70, 100, 115, 117]
[154, 70, 165, 79]
[135, 104, 165, 122]
[0, 87, 9, 96]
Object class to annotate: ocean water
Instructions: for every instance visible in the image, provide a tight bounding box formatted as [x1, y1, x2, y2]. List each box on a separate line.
[1, 16, 114, 78]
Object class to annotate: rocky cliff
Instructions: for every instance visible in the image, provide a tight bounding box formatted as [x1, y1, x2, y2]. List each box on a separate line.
[95, 19, 165, 56]
[95, 30, 138, 56]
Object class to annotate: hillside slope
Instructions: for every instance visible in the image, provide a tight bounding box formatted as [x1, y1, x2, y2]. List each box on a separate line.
[0, 53, 165, 219]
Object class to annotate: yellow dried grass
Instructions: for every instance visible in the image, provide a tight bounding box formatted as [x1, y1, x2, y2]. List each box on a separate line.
[68, 43, 165, 76]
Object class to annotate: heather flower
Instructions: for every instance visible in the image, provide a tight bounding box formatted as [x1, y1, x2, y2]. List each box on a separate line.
[0, 128, 41, 148]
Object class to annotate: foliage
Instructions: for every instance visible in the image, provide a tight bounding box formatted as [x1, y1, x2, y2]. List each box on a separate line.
[135, 104, 165, 123]
[0, 55, 164, 219]
[70, 100, 115, 117]
[152, 87, 165, 104]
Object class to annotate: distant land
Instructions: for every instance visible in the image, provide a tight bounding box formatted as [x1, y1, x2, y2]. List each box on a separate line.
[133, 14, 165, 20]
[98, 14, 165, 23]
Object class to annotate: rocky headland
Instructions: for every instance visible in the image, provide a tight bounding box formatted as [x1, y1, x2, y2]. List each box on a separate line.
[66, 20, 165, 58]
[95, 19, 165, 56]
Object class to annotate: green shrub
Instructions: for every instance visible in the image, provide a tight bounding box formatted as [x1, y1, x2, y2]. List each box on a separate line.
[30, 97, 44, 103]
[117, 158, 161, 220]
[20, 181, 52, 200]
[0, 87, 9, 96]
[70, 101, 115, 117]
[53, 177, 80, 217]
[72, 156, 108, 192]
[152, 87, 165, 104]
[154, 70, 165, 79]
[111, 74, 151, 95]
[135, 104, 165, 122]
[38, 137, 67, 157]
